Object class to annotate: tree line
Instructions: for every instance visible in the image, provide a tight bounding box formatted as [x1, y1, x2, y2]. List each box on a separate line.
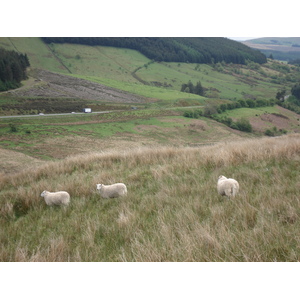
[0, 48, 30, 91]
[41, 37, 267, 65]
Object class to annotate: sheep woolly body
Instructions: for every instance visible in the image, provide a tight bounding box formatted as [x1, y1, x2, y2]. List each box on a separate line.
[40, 190, 70, 206]
[217, 175, 239, 199]
[96, 183, 127, 198]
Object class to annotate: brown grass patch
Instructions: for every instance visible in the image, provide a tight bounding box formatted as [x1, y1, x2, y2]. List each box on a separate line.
[0, 148, 42, 175]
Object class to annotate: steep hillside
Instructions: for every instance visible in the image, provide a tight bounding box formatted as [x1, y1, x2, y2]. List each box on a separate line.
[0, 37, 68, 73]
[1, 37, 299, 107]
[41, 37, 267, 64]
[9, 69, 147, 103]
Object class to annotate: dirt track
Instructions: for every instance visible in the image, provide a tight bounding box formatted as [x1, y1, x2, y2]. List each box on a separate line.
[10, 69, 148, 103]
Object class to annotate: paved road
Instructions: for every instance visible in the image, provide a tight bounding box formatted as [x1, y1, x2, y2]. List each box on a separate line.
[0, 111, 113, 119]
[0, 106, 204, 119]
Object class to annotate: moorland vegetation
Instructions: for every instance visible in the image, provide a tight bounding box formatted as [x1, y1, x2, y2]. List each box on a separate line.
[0, 134, 299, 261]
[0, 37, 299, 261]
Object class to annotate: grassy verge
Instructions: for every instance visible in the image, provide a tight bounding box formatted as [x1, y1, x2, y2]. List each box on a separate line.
[0, 110, 191, 159]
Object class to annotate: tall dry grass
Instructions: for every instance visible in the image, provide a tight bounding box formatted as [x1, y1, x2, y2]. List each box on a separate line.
[0, 134, 300, 261]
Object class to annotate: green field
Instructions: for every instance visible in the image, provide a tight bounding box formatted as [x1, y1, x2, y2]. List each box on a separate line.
[1, 37, 299, 105]
[72, 74, 206, 103]
[218, 106, 279, 119]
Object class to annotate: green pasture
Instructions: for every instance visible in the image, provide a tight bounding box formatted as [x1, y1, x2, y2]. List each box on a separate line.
[130, 61, 283, 100]
[0, 113, 190, 159]
[71, 74, 206, 103]
[0, 37, 298, 104]
[0, 37, 66, 73]
[49, 43, 150, 83]
[0, 111, 187, 145]
[218, 106, 279, 119]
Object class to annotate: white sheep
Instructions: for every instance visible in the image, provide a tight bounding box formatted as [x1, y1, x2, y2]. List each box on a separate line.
[40, 190, 70, 206]
[96, 183, 127, 199]
[217, 175, 239, 199]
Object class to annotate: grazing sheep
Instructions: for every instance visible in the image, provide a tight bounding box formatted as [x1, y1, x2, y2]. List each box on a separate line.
[40, 190, 70, 206]
[96, 183, 127, 199]
[217, 175, 239, 199]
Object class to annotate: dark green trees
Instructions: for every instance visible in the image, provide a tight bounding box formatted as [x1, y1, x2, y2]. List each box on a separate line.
[0, 48, 30, 91]
[181, 80, 204, 96]
[291, 83, 300, 100]
[41, 37, 267, 65]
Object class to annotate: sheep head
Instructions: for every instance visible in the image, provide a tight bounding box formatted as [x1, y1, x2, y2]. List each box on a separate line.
[40, 190, 49, 197]
[96, 184, 103, 191]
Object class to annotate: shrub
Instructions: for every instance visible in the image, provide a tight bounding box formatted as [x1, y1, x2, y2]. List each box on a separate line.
[203, 105, 218, 117]
[264, 129, 274, 136]
[9, 123, 17, 133]
[235, 118, 252, 132]
[246, 99, 256, 108]
[219, 104, 227, 112]
[238, 100, 248, 107]
[264, 127, 287, 136]
[183, 109, 202, 119]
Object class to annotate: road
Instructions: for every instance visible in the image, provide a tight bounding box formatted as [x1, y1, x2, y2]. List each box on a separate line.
[0, 106, 204, 119]
[0, 111, 113, 119]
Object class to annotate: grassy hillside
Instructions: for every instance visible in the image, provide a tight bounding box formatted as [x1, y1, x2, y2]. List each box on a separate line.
[0, 134, 299, 261]
[0, 38, 300, 262]
[0, 110, 251, 163]
[37, 44, 300, 100]
[41, 37, 267, 64]
[1, 37, 299, 108]
[1, 103, 299, 165]
[0, 37, 68, 73]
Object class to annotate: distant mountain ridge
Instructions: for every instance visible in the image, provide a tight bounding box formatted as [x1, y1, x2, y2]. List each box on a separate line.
[243, 37, 300, 62]
[245, 37, 300, 46]
[41, 37, 267, 65]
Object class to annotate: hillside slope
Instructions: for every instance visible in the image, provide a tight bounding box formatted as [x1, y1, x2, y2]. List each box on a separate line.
[42, 37, 267, 64]
[1, 134, 299, 261]
[0, 38, 299, 263]
[9, 69, 147, 103]
[1, 37, 299, 105]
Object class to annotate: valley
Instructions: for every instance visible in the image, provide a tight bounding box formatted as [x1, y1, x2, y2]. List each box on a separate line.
[0, 37, 299, 262]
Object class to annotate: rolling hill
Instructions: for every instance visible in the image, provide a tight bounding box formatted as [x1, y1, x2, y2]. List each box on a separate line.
[0, 37, 300, 263]
[243, 37, 300, 62]
[41, 37, 267, 64]
[1, 37, 299, 106]
[0, 36, 300, 162]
